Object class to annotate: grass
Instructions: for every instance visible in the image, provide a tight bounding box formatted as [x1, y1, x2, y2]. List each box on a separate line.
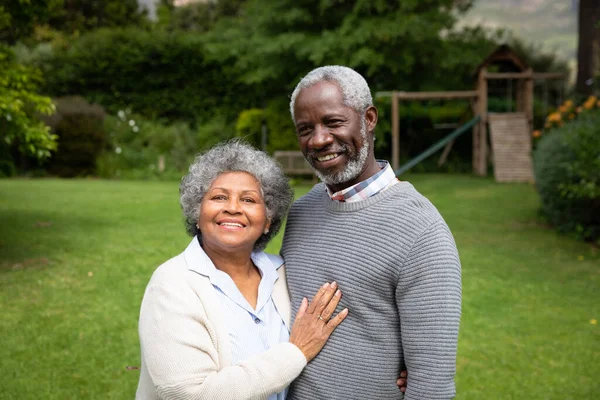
[0, 175, 598, 399]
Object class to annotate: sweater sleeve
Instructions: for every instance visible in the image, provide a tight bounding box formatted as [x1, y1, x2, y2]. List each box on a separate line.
[139, 283, 307, 400]
[395, 220, 462, 400]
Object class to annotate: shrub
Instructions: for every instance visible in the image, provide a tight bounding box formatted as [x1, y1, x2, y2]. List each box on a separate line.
[97, 110, 234, 180]
[0, 44, 56, 165]
[533, 111, 600, 242]
[235, 99, 298, 153]
[41, 96, 107, 177]
[34, 27, 255, 125]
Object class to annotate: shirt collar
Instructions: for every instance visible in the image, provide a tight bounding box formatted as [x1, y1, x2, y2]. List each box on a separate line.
[185, 236, 280, 277]
[183, 237, 280, 312]
[327, 160, 398, 202]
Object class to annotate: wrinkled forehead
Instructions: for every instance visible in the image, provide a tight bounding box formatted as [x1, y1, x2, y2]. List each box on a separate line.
[293, 81, 357, 121]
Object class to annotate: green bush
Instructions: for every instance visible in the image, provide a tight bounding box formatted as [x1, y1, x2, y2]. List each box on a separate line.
[42, 96, 107, 177]
[533, 112, 600, 242]
[235, 99, 298, 153]
[33, 27, 254, 124]
[97, 110, 234, 180]
[0, 44, 56, 166]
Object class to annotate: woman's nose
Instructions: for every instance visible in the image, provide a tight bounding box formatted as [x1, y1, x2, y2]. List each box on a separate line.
[223, 198, 242, 214]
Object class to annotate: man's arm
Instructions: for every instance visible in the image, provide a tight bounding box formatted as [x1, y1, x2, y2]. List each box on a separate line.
[395, 220, 462, 399]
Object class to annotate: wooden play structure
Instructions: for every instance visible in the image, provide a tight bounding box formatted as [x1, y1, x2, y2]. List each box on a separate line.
[380, 45, 566, 182]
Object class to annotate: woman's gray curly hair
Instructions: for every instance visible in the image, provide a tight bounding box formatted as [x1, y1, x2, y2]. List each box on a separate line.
[180, 140, 294, 251]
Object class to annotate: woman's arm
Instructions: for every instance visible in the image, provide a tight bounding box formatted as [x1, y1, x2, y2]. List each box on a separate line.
[139, 282, 346, 400]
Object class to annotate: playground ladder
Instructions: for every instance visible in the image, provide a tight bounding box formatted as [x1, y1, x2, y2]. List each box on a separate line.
[488, 113, 534, 183]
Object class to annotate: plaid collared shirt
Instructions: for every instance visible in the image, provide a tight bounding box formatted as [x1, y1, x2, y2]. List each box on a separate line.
[328, 160, 399, 202]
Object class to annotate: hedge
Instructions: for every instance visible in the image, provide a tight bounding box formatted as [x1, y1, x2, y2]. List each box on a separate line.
[533, 111, 600, 242]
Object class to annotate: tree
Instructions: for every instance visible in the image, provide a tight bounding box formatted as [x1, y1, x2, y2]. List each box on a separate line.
[576, 0, 600, 95]
[0, 45, 57, 162]
[0, 0, 144, 44]
[158, 0, 247, 33]
[204, 0, 475, 97]
[0, 0, 63, 43]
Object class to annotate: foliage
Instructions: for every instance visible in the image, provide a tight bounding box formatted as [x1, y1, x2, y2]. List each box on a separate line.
[41, 96, 107, 177]
[0, 44, 56, 164]
[36, 27, 254, 124]
[533, 111, 600, 242]
[97, 110, 234, 180]
[541, 95, 599, 131]
[157, 0, 246, 33]
[0, 0, 63, 44]
[235, 99, 298, 152]
[205, 0, 475, 97]
[0, 0, 144, 44]
[16, 0, 578, 175]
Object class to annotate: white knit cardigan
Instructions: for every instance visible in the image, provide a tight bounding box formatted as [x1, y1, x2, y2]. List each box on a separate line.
[136, 238, 307, 400]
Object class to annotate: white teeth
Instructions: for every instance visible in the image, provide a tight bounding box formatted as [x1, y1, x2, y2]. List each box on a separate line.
[317, 154, 338, 162]
[220, 223, 243, 228]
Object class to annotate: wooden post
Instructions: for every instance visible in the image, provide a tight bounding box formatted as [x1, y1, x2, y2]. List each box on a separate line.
[391, 91, 399, 171]
[524, 68, 534, 133]
[471, 98, 480, 173]
[476, 70, 488, 176]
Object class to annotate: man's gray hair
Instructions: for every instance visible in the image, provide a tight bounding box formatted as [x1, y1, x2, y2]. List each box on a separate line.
[179, 140, 294, 251]
[289, 65, 373, 122]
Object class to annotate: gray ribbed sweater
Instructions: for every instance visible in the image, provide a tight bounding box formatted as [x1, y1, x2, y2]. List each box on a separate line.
[281, 182, 461, 400]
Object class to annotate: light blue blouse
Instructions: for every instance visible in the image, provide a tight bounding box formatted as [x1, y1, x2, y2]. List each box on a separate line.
[194, 245, 290, 400]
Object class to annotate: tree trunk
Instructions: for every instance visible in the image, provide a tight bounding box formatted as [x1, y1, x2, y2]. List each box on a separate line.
[576, 0, 600, 95]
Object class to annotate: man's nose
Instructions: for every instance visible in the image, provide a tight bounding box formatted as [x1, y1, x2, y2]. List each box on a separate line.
[309, 124, 334, 149]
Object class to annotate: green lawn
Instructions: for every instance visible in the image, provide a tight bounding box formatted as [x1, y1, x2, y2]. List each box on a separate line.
[0, 176, 598, 399]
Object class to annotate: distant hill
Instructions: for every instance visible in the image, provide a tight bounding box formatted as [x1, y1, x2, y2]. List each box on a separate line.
[460, 0, 578, 64]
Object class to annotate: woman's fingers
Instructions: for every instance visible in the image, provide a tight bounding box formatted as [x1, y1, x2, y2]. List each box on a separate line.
[306, 282, 329, 314]
[319, 289, 342, 321]
[296, 297, 308, 319]
[289, 283, 348, 362]
[309, 281, 337, 315]
[324, 308, 348, 333]
[308, 281, 337, 314]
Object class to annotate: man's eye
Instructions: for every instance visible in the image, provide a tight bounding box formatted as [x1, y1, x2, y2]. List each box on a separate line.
[297, 127, 312, 136]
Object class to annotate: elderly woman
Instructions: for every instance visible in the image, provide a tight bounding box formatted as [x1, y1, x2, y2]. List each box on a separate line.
[136, 141, 347, 400]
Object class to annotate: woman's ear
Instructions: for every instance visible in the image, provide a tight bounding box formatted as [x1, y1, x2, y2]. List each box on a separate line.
[264, 219, 272, 235]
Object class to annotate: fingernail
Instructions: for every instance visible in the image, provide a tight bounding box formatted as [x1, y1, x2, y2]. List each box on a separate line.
[330, 281, 337, 289]
[322, 282, 330, 289]
[335, 289, 341, 297]
[343, 308, 349, 314]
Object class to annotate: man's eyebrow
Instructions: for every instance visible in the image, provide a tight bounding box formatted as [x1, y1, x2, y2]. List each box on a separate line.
[324, 114, 347, 120]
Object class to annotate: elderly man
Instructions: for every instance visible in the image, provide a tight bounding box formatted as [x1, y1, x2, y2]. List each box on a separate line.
[281, 66, 461, 399]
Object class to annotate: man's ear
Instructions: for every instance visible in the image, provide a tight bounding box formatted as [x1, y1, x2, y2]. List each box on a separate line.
[365, 105, 378, 133]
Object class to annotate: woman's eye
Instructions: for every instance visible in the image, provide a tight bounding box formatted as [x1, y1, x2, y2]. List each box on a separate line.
[242, 197, 257, 203]
[212, 195, 227, 200]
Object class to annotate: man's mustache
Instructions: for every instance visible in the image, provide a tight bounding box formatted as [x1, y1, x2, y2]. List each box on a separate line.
[305, 143, 350, 161]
